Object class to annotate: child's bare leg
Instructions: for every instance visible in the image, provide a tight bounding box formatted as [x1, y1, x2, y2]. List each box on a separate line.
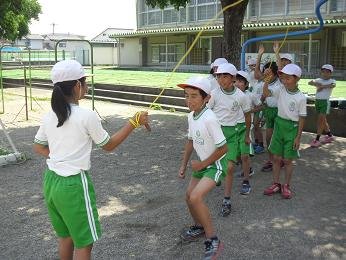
[75, 244, 93, 260]
[186, 177, 202, 225]
[272, 155, 282, 183]
[224, 161, 234, 197]
[283, 159, 293, 185]
[189, 177, 217, 238]
[59, 237, 74, 260]
[241, 155, 250, 181]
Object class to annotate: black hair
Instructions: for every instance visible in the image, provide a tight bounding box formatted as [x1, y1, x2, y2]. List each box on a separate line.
[184, 86, 208, 99]
[51, 77, 86, 127]
[236, 74, 249, 90]
[263, 61, 278, 75]
[209, 68, 214, 75]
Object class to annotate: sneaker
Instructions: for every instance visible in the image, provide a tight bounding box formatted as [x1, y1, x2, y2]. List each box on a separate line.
[204, 238, 224, 260]
[180, 225, 205, 241]
[261, 160, 273, 172]
[264, 183, 281, 196]
[237, 168, 255, 178]
[281, 184, 292, 199]
[219, 201, 232, 217]
[310, 139, 321, 148]
[321, 135, 334, 144]
[254, 145, 265, 154]
[240, 182, 251, 195]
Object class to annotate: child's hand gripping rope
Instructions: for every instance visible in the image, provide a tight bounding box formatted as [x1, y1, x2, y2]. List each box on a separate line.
[129, 111, 151, 131]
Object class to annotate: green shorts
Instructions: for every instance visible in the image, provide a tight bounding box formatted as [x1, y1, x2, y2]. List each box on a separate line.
[236, 123, 254, 156]
[268, 117, 300, 159]
[263, 106, 278, 129]
[221, 125, 238, 162]
[44, 169, 101, 248]
[315, 99, 330, 114]
[192, 156, 227, 183]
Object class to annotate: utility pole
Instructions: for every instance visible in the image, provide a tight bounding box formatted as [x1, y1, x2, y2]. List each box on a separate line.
[51, 23, 57, 34]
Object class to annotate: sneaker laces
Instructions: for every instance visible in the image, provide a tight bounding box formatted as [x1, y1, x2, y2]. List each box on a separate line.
[204, 240, 213, 251]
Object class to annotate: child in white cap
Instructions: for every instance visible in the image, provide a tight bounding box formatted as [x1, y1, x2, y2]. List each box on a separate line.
[208, 63, 252, 215]
[308, 64, 336, 147]
[178, 76, 227, 259]
[234, 71, 263, 180]
[262, 64, 307, 199]
[208, 57, 228, 91]
[33, 60, 149, 259]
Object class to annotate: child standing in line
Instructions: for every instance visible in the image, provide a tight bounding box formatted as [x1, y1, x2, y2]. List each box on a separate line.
[33, 60, 149, 260]
[262, 64, 307, 199]
[208, 57, 228, 91]
[309, 64, 336, 147]
[178, 76, 227, 259]
[208, 63, 252, 217]
[234, 71, 262, 179]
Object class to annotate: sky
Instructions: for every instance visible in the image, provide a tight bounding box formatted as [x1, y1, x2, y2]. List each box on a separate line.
[29, 0, 137, 39]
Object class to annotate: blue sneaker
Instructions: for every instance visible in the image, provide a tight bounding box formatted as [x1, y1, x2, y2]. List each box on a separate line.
[240, 182, 252, 195]
[237, 167, 255, 178]
[254, 145, 265, 154]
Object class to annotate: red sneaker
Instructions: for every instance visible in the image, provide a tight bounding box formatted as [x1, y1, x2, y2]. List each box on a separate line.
[281, 184, 292, 199]
[264, 183, 281, 196]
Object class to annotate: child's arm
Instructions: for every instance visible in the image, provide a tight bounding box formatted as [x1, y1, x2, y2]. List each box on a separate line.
[254, 44, 265, 80]
[244, 112, 252, 145]
[293, 116, 305, 150]
[273, 41, 283, 70]
[102, 111, 149, 152]
[191, 144, 227, 172]
[33, 144, 50, 157]
[178, 140, 194, 179]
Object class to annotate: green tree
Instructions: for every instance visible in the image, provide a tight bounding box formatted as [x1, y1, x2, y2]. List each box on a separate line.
[146, 0, 249, 68]
[0, 0, 41, 41]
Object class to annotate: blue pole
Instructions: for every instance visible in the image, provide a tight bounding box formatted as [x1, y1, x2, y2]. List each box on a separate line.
[241, 0, 328, 70]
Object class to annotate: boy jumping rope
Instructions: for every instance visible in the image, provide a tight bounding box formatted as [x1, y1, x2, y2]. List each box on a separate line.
[33, 60, 149, 260]
[208, 63, 252, 217]
[262, 64, 307, 199]
[178, 76, 227, 259]
[309, 64, 336, 147]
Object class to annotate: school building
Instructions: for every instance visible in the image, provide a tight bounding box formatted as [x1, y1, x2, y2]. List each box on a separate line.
[110, 0, 346, 74]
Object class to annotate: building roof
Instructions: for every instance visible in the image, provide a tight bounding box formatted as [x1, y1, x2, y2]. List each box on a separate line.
[110, 19, 346, 38]
[43, 33, 85, 41]
[91, 28, 134, 43]
[22, 34, 44, 40]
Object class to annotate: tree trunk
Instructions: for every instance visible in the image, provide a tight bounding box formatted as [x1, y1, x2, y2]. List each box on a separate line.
[221, 0, 249, 68]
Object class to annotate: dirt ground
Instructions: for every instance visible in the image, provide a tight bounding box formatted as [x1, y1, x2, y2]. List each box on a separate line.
[0, 87, 345, 259]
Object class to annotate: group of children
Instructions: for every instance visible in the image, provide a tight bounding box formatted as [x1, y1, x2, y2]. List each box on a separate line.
[177, 45, 336, 258]
[33, 47, 336, 259]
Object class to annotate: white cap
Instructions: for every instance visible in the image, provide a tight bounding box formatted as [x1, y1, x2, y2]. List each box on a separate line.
[247, 58, 257, 66]
[280, 53, 293, 62]
[321, 64, 333, 72]
[211, 58, 228, 68]
[279, 64, 302, 78]
[215, 63, 238, 76]
[51, 60, 87, 84]
[177, 76, 211, 95]
[236, 71, 250, 83]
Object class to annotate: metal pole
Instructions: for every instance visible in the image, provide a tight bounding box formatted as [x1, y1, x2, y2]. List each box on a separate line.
[23, 65, 28, 120]
[308, 33, 312, 72]
[117, 37, 121, 67]
[0, 45, 11, 114]
[165, 35, 168, 69]
[28, 48, 33, 110]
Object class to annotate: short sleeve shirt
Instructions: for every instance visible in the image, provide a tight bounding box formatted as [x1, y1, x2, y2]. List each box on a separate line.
[207, 87, 251, 126]
[188, 107, 226, 161]
[34, 105, 110, 176]
[314, 78, 336, 100]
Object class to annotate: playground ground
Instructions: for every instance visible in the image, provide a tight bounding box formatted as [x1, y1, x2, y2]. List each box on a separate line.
[0, 87, 345, 259]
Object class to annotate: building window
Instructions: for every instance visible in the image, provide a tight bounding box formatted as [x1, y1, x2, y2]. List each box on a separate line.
[261, 0, 285, 16]
[148, 10, 162, 25]
[248, 0, 259, 17]
[151, 43, 185, 64]
[197, 3, 216, 20]
[163, 8, 178, 23]
[288, 0, 316, 14]
[330, 0, 346, 12]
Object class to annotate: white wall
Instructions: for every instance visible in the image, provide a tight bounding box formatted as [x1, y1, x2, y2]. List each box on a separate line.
[93, 46, 118, 65]
[119, 38, 141, 66]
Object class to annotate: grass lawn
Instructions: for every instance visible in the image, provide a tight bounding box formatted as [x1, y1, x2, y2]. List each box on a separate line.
[2, 67, 346, 98]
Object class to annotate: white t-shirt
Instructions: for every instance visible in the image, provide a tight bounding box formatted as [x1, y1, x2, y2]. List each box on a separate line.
[271, 85, 307, 122]
[248, 70, 257, 89]
[252, 80, 264, 99]
[313, 78, 336, 100]
[34, 104, 110, 177]
[265, 78, 282, 108]
[208, 87, 251, 126]
[245, 90, 261, 109]
[188, 107, 226, 162]
[208, 74, 221, 91]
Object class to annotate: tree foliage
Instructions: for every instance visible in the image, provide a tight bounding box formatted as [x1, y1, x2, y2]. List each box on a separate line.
[0, 0, 41, 41]
[145, 0, 249, 67]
